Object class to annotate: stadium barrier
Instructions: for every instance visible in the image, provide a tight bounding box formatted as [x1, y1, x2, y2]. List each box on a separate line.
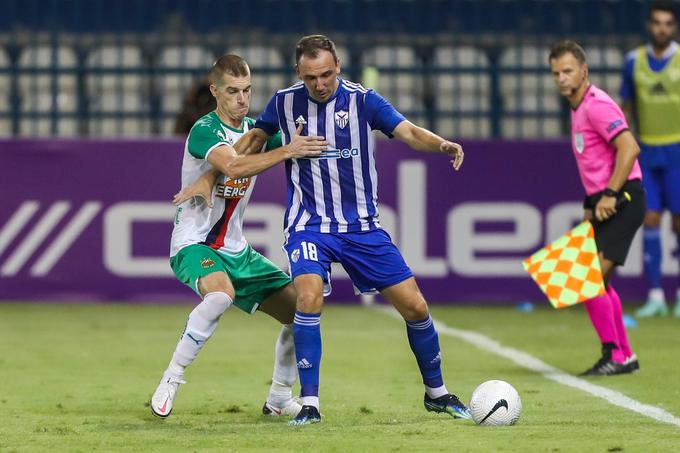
[1, 138, 675, 303]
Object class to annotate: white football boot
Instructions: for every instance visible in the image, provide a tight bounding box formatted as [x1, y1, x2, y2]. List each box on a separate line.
[262, 398, 303, 417]
[150, 372, 186, 418]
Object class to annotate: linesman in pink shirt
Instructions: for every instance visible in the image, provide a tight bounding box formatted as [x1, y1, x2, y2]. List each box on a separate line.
[549, 40, 645, 376]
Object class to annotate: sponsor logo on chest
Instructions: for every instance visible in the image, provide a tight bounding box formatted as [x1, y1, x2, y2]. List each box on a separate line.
[216, 177, 252, 199]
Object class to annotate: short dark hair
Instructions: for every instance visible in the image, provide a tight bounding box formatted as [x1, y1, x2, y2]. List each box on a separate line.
[295, 35, 338, 65]
[548, 40, 587, 65]
[211, 54, 249, 86]
[649, 0, 678, 21]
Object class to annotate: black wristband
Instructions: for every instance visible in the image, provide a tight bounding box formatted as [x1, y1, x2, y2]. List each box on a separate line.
[603, 188, 619, 198]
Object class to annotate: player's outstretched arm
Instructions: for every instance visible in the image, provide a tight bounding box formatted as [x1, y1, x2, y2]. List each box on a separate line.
[233, 128, 269, 155]
[173, 130, 270, 206]
[594, 130, 640, 221]
[174, 126, 327, 206]
[207, 125, 326, 180]
[392, 120, 464, 170]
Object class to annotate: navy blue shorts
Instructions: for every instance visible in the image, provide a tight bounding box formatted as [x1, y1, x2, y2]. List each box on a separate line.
[284, 229, 413, 295]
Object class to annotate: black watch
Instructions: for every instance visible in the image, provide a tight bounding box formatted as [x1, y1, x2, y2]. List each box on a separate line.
[603, 188, 619, 198]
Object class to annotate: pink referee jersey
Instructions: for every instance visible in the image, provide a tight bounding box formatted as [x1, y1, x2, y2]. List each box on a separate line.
[570, 85, 642, 195]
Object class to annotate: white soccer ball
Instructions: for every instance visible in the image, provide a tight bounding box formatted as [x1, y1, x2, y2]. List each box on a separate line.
[469, 380, 522, 426]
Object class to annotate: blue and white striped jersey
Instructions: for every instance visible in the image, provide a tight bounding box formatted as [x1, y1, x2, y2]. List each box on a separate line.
[255, 78, 405, 235]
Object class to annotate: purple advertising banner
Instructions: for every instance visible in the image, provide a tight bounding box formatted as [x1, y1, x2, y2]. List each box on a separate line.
[0, 139, 675, 303]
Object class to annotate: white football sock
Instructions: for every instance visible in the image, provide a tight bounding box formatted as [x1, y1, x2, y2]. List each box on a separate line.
[267, 324, 297, 406]
[302, 396, 319, 409]
[648, 288, 666, 304]
[426, 384, 449, 399]
[169, 291, 232, 371]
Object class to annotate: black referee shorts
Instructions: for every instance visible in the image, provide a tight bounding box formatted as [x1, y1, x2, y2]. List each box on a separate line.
[584, 180, 645, 265]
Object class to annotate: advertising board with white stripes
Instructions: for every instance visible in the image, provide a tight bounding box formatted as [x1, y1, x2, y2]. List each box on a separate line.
[0, 139, 675, 302]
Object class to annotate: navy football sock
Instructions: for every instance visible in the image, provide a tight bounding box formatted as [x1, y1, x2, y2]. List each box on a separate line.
[293, 311, 322, 407]
[643, 227, 662, 290]
[406, 315, 444, 389]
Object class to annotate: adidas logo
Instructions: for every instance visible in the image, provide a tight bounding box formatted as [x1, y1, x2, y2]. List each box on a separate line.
[297, 358, 313, 369]
[650, 82, 667, 95]
[295, 115, 307, 125]
[430, 351, 442, 364]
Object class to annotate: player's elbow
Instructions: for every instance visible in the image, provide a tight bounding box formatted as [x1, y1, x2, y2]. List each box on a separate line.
[221, 161, 248, 180]
[632, 141, 640, 158]
[624, 138, 640, 159]
[223, 168, 249, 180]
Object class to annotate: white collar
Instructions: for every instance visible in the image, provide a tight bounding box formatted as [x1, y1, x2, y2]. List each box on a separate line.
[646, 41, 678, 59]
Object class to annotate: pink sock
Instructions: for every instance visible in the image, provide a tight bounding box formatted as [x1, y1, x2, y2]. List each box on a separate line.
[584, 294, 625, 363]
[606, 285, 633, 358]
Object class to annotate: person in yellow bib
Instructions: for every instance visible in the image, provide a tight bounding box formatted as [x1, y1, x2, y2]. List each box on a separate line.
[621, 1, 680, 318]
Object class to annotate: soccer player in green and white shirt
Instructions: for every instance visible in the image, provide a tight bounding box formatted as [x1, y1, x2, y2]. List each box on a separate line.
[150, 55, 327, 419]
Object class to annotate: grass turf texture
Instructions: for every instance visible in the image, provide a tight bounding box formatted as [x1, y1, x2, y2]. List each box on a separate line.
[1, 303, 679, 452]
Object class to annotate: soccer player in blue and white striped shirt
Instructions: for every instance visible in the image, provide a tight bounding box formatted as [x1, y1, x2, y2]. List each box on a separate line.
[207, 35, 469, 425]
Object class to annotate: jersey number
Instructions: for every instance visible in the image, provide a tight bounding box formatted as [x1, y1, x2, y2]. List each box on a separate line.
[301, 241, 318, 261]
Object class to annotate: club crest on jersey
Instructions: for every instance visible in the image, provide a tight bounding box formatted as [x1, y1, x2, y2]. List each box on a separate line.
[574, 132, 585, 154]
[200, 258, 216, 269]
[335, 110, 349, 129]
[216, 177, 251, 199]
[295, 115, 307, 126]
[290, 249, 300, 263]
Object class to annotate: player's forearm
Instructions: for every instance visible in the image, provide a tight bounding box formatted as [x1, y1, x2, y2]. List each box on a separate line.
[216, 148, 287, 179]
[401, 124, 446, 152]
[199, 168, 220, 187]
[233, 129, 268, 156]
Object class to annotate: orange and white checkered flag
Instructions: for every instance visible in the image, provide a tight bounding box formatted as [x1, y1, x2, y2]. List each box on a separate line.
[522, 221, 605, 309]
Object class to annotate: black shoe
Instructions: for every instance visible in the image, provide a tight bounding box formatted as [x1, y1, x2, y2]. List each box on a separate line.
[579, 359, 630, 376]
[288, 405, 321, 426]
[623, 354, 640, 373]
[424, 393, 471, 419]
[579, 343, 630, 376]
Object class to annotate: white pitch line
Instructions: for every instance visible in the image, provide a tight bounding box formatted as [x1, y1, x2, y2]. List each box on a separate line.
[374, 305, 680, 429]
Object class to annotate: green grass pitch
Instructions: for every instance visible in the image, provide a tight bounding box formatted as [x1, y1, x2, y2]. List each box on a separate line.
[1, 303, 679, 452]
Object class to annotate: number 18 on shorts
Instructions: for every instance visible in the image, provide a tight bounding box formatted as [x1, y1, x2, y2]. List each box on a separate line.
[284, 230, 413, 295]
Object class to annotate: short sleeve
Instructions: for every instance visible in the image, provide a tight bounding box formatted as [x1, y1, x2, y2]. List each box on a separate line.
[587, 97, 629, 142]
[364, 90, 406, 138]
[619, 52, 636, 102]
[254, 94, 280, 136]
[187, 121, 230, 160]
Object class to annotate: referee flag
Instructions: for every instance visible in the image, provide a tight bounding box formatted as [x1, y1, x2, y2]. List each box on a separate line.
[522, 221, 605, 309]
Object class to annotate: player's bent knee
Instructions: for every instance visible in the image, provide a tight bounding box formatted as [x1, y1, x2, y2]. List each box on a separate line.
[644, 212, 662, 228]
[296, 289, 323, 313]
[393, 297, 429, 321]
